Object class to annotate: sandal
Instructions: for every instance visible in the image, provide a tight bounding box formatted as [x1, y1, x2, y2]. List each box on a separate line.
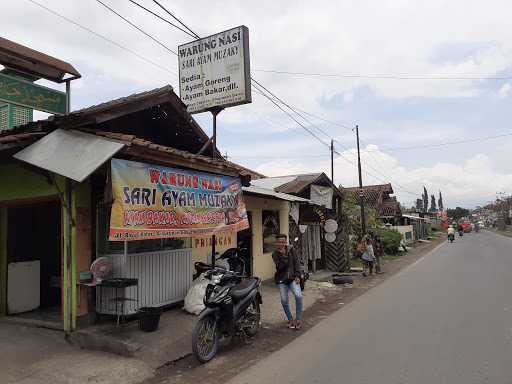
[287, 320, 296, 329]
[295, 320, 302, 330]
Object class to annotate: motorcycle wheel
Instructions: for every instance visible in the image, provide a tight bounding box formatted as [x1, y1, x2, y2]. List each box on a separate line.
[244, 298, 261, 337]
[192, 315, 219, 363]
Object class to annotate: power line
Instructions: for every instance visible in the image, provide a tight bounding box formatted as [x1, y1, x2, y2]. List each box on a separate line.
[26, 0, 177, 77]
[367, 132, 512, 152]
[332, 140, 418, 196]
[95, 0, 178, 56]
[254, 68, 512, 81]
[129, 0, 338, 150]
[152, 0, 200, 39]
[127, 0, 197, 39]
[251, 85, 331, 148]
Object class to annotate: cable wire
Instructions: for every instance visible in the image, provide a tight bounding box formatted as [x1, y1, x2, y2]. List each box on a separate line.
[95, 0, 178, 56]
[152, 0, 200, 38]
[26, 0, 177, 77]
[254, 68, 512, 81]
[127, 0, 197, 38]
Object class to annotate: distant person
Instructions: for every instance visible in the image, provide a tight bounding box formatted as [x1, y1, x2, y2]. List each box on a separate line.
[361, 236, 376, 276]
[272, 234, 303, 330]
[447, 225, 455, 242]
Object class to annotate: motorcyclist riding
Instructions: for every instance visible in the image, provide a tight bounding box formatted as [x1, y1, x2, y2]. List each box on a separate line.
[447, 225, 455, 242]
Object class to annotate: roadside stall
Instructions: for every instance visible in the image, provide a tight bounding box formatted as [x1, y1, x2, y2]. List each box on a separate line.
[96, 158, 249, 317]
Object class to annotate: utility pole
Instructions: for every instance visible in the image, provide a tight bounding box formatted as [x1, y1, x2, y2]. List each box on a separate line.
[355, 125, 366, 236]
[330, 139, 334, 184]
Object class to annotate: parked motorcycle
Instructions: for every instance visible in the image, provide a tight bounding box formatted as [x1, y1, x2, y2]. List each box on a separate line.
[193, 243, 249, 279]
[192, 269, 262, 363]
[448, 233, 455, 243]
[458, 230, 464, 237]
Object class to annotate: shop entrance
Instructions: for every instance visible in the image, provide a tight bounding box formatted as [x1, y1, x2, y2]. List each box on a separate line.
[6, 200, 62, 322]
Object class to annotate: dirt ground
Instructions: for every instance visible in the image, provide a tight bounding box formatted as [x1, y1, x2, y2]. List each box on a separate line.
[143, 236, 445, 384]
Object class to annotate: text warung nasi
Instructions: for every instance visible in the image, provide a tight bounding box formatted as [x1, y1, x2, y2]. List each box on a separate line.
[109, 159, 249, 241]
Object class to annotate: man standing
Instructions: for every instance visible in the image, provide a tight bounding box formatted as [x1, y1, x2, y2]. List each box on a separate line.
[272, 234, 303, 330]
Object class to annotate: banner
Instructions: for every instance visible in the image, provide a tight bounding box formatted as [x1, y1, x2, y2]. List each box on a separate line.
[109, 159, 249, 241]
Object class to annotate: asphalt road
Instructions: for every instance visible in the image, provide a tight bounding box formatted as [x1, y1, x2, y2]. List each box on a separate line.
[228, 231, 512, 384]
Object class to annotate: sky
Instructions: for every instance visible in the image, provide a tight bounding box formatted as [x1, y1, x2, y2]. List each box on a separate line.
[4, 0, 512, 208]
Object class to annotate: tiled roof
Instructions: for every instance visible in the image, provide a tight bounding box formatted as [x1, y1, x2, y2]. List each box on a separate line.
[0, 86, 262, 177]
[87, 130, 251, 175]
[343, 183, 400, 217]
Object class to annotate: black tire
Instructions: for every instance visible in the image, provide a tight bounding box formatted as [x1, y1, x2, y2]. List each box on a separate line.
[332, 275, 353, 285]
[192, 315, 219, 363]
[244, 298, 261, 337]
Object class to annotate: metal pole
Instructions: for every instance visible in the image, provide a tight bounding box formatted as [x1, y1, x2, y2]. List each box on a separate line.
[210, 108, 222, 266]
[330, 139, 334, 184]
[65, 178, 73, 333]
[65, 80, 71, 114]
[356, 125, 366, 236]
[65, 80, 73, 333]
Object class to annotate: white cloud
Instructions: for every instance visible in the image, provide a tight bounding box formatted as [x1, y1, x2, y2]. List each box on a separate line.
[255, 145, 512, 208]
[4, 1, 512, 207]
[498, 83, 512, 98]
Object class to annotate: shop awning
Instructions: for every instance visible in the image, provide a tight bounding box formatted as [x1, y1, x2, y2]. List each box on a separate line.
[14, 128, 124, 182]
[243, 185, 311, 203]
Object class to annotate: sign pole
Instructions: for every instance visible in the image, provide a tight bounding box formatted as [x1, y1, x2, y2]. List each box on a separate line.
[210, 107, 223, 266]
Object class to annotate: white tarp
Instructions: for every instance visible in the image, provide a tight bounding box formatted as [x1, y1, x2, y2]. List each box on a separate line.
[183, 273, 209, 315]
[290, 202, 300, 224]
[310, 185, 333, 209]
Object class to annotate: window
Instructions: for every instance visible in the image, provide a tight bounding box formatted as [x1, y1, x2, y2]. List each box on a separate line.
[262, 210, 280, 253]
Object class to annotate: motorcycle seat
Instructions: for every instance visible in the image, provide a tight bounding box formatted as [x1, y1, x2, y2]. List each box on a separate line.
[230, 278, 259, 300]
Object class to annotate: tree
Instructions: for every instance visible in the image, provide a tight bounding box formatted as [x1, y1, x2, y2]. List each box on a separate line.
[438, 191, 444, 212]
[342, 192, 377, 238]
[447, 207, 470, 222]
[430, 195, 437, 212]
[422, 187, 429, 213]
[416, 199, 423, 211]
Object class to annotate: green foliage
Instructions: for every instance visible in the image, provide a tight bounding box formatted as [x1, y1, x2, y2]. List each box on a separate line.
[447, 207, 470, 222]
[375, 228, 402, 255]
[342, 192, 377, 238]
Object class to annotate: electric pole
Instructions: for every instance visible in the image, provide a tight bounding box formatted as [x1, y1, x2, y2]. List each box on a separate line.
[330, 139, 334, 184]
[355, 125, 366, 236]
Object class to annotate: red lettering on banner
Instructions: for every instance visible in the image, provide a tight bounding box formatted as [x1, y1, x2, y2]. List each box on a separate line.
[149, 169, 161, 184]
[169, 173, 177, 186]
[161, 171, 168, 184]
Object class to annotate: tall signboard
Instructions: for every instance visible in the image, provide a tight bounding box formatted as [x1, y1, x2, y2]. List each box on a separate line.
[178, 26, 251, 114]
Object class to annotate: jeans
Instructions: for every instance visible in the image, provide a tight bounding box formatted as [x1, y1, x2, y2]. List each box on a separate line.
[278, 281, 303, 321]
[363, 260, 374, 275]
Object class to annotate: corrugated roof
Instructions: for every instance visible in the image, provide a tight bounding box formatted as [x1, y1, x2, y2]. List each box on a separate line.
[251, 176, 297, 190]
[0, 37, 81, 82]
[252, 173, 342, 196]
[243, 185, 311, 203]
